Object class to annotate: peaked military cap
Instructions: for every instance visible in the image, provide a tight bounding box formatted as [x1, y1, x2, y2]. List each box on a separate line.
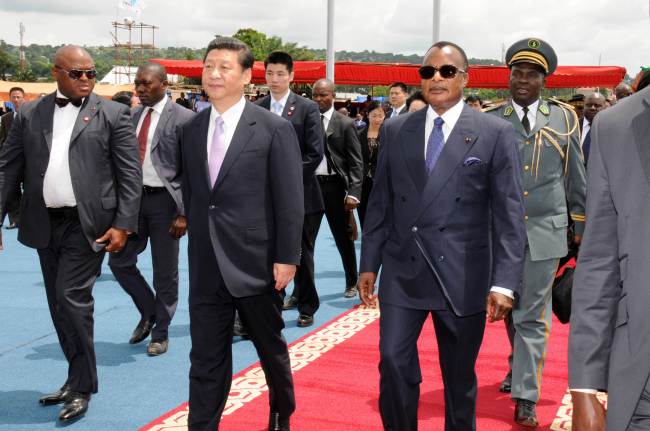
[505, 38, 558, 75]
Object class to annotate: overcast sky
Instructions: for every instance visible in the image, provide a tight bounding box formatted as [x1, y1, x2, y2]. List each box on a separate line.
[1, 0, 648, 76]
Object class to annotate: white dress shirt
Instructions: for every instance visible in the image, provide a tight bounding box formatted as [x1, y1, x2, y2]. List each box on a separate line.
[43, 90, 82, 208]
[137, 97, 168, 187]
[206, 96, 246, 158]
[390, 104, 406, 118]
[580, 118, 591, 146]
[512, 99, 540, 132]
[315, 105, 335, 176]
[424, 99, 514, 300]
[270, 90, 290, 116]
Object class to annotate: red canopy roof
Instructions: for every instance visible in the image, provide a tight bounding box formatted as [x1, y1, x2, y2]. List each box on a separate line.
[150, 59, 626, 89]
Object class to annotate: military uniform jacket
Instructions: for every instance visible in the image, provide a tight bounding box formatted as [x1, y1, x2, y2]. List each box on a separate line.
[488, 99, 586, 261]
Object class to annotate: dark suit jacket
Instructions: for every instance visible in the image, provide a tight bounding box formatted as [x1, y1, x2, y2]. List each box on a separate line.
[132, 99, 194, 216]
[256, 92, 324, 213]
[181, 101, 304, 298]
[359, 126, 382, 179]
[0, 92, 142, 251]
[0, 111, 15, 146]
[324, 111, 363, 199]
[569, 87, 650, 430]
[360, 105, 526, 315]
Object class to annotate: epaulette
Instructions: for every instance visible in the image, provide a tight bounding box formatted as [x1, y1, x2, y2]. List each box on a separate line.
[482, 102, 508, 113]
[546, 97, 575, 111]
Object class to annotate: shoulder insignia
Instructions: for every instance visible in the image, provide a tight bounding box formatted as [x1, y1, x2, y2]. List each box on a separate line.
[539, 104, 550, 116]
[503, 106, 514, 117]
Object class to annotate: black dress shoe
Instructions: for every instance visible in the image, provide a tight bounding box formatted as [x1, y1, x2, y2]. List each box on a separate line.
[39, 384, 71, 405]
[58, 392, 90, 422]
[297, 314, 314, 328]
[233, 314, 249, 339]
[129, 317, 155, 344]
[147, 339, 168, 356]
[282, 296, 298, 310]
[344, 285, 358, 298]
[268, 412, 290, 431]
[514, 398, 538, 428]
[499, 370, 512, 393]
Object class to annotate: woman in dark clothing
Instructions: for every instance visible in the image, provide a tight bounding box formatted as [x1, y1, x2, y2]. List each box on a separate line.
[358, 101, 386, 227]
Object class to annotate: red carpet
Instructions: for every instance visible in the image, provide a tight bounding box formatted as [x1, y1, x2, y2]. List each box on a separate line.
[143, 306, 574, 430]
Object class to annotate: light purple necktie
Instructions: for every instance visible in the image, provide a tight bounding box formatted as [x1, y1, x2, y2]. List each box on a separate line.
[208, 116, 226, 187]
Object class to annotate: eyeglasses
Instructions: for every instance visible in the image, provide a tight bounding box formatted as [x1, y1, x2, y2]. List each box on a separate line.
[418, 64, 465, 80]
[54, 65, 97, 80]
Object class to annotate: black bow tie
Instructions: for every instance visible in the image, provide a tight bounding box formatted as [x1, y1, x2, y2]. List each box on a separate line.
[55, 97, 82, 108]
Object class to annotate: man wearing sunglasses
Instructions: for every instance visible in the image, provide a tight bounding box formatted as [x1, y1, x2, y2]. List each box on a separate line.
[359, 41, 526, 431]
[0, 45, 142, 423]
[486, 38, 586, 427]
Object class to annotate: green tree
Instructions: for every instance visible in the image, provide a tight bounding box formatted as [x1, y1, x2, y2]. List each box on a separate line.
[13, 66, 37, 82]
[232, 28, 315, 61]
[0, 41, 14, 80]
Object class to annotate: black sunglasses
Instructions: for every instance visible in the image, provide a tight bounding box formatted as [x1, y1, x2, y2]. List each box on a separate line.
[55, 65, 97, 80]
[418, 64, 465, 80]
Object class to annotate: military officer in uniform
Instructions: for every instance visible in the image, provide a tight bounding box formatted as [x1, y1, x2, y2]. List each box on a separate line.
[486, 38, 587, 427]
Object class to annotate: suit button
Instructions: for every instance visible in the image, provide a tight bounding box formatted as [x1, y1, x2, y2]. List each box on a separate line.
[455, 197, 461, 202]
[40, 172, 45, 177]
[524, 165, 530, 171]
[438, 256, 445, 262]
[525, 215, 529, 220]
[410, 256, 415, 262]
[523, 191, 529, 197]
[438, 226, 446, 232]
[525, 140, 531, 145]
[411, 226, 418, 232]
[209, 205, 216, 210]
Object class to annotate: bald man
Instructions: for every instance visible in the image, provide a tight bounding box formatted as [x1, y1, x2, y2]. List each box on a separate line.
[614, 82, 633, 102]
[0, 45, 142, 422]
[582, 92, 607, 164]
[109, 63, 194, 356]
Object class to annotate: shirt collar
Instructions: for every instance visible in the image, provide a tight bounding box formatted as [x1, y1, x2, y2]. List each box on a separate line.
[582, 117, 591, 128]
[145, 96, 168, 115]
[511, 99, 540, 117]
[210, 96, 246, 129]
[271, 90, 291, 108]
[426, 98, 465, 130]
[321, 105, 335, 121]
[56, 89, 86, 104]
[392, 104, 406, 113]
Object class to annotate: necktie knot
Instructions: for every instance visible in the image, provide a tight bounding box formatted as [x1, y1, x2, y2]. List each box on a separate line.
[434, 117, 444, 128]
[272, 101, 282, 115]
[215, 116, 224, 128]
[55, 97, 82, 108]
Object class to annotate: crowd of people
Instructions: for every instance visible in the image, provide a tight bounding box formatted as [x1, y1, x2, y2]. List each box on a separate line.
[0, 35, 648, 431]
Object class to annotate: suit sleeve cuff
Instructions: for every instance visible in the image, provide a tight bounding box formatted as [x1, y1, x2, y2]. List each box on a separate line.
[490, 286, 514, 300]
[570, 389, 598, 394]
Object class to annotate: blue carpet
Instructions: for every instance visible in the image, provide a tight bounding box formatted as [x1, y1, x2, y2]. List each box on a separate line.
[0, 221, 360, 430]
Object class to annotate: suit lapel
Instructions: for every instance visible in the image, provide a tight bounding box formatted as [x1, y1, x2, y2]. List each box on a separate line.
[151, 99, 172, 152]
[192, 109, 212, 189]
[131, 106, 143, 128]
[417, 105, 477, 218]
[326, 111, 337, 139]
[633, 92, 650, 189]
[212, 102, 255, 191]
[400, 108, 428, 192]
[282, 92, 296, 118]
[38, 92, 56, 152]
[69, 93, 101, 147]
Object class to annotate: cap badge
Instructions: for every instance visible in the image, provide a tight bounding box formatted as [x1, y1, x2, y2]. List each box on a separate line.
[528, 39, 541, 49]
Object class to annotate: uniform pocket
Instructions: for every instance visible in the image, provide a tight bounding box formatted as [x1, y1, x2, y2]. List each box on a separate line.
[550, 213, 568, 228]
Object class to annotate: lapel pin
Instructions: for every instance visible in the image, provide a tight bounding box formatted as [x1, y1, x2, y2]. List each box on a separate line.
[83, 116, 90, 123]
[287, 111, 294, 117]
[465, 137, 472, 144]
[290, 106, 295, 111]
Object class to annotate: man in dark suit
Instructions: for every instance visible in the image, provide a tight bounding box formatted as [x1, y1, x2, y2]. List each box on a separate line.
[310, 78, 363, 301]
[569, 87, 650, 430]
[580, 92, 607, 165]
[256, 51, 323, 328]
[108, 63, 194, 355]
[358, 41, 526, 431]
[387, 82, 409, 118]
[0, 45, 142, 422]
[0, 86, 26, 229]
[180, 37, 303, 431]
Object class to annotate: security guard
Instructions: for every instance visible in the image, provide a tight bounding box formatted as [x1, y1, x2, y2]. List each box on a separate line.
[486, 38, 586, 427]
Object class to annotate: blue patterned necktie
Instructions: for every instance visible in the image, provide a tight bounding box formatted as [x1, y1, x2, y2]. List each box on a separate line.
[425, 117, 445, 174]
